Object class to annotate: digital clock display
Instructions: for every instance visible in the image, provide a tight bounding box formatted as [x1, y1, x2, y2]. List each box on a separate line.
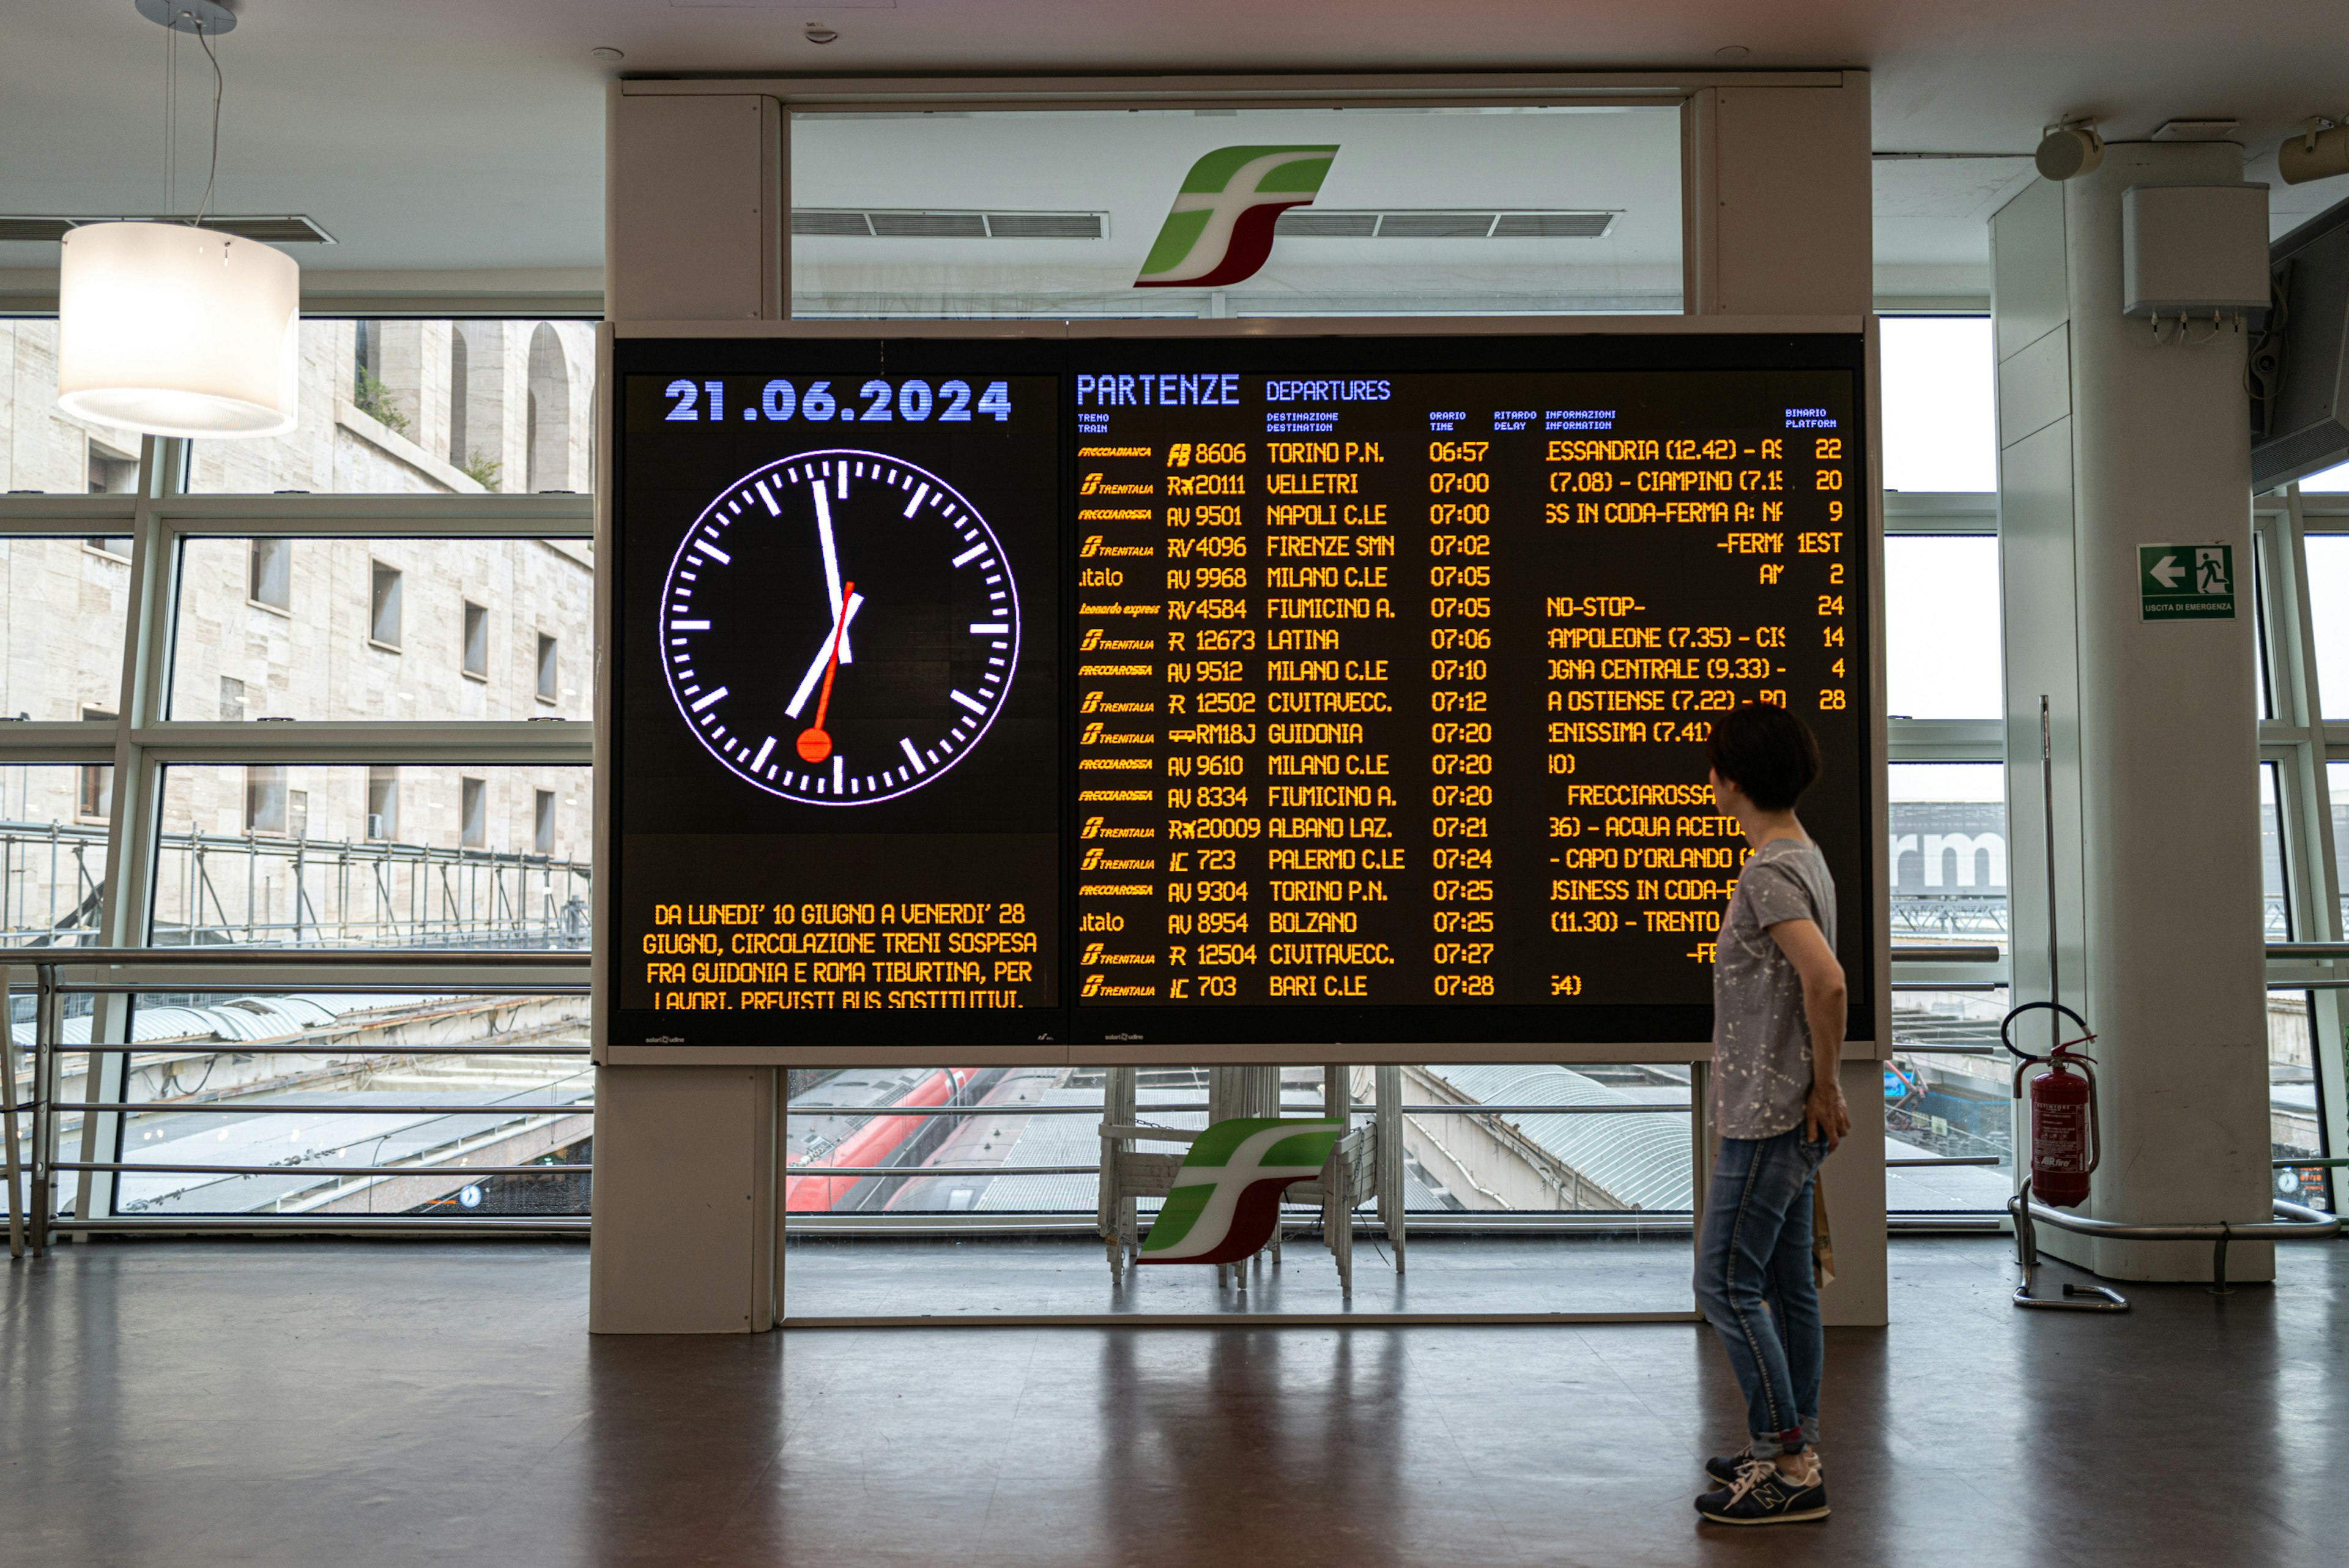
[609, 333, 1875, 1053]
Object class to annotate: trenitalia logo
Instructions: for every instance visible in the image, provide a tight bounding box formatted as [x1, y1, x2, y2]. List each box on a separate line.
[1135, 146, 1339, 288]
[1138, 1117, 1346, 1265]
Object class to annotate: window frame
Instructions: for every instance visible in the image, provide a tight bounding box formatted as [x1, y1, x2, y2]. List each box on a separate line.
[0, 406, 594, 1228]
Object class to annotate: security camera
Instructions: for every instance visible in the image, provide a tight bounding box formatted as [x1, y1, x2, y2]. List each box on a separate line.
[2036, 122, 2106, 181]
[2279, 119, 2349, 185]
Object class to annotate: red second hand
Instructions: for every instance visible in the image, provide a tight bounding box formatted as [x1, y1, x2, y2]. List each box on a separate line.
[796, 581, 854, 765]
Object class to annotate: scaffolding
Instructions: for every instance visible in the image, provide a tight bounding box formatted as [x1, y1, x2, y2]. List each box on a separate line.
[0, 820, 589, 950]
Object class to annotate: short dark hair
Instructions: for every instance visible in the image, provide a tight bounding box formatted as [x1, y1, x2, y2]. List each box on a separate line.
[1706, 704, 1821, 811]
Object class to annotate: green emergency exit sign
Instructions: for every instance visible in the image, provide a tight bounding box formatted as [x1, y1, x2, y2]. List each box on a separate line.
[2139, 544, 2235, 621]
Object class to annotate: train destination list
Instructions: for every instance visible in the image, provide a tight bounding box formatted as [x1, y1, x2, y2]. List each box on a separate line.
[1067, 368, 1863, 1011]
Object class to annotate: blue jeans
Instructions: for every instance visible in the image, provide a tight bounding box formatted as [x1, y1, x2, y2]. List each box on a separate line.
[1694, 1127, 1829, 1460]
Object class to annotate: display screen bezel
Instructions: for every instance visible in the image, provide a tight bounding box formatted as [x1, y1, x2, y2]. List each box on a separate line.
[604, 324, 1880, 1061]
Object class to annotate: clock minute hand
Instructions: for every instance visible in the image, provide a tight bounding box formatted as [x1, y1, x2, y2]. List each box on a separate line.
[812, 479, 853, 664]
[785, 590, 865, 720]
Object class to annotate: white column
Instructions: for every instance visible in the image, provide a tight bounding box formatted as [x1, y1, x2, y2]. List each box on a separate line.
[1993, 144, 2271, 1281]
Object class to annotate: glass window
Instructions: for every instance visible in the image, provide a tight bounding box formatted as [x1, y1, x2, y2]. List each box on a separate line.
[448, 330, 470, 468]
[2300, 533, 2349, 718]
[191, 319, 595, 494]
[1885, 535, 2002, 719]
[170, 539, 592, 721]
[462, 600, 489, 678]
[533, 789, 556, 856]
[366, 765, 398, 841]
[2255, 761, 2292, 940]
[369, 560, 403, 648]
[1879, 316, 1996, 492]
[111, 994, 591, 1219]
[76, 707, 116, 822]
[460, 776, 487, 850]
[784, 1062, 1693, 1318]
[218, 675, 245, 721]
[1889, 764, 2009, 952]
[78, 763, 113, 822]
[2266, 991, 2333, 1213]
[2262, 762, 2291, 940]
[1887, 987, 2014, 1213]
[0, 765, 108, 956]
[248, 538, 291, 611]
[245, 764, 288, 835]
[0, 322, 146, 493]
[0, 538, 133, 721]
[151, 764, 590, 948]
[790, 106, 1683, 319]
[2252, 537, 2274, 721]
[2303, 458, 2349, 492]
[2327, 761, 2349, 934]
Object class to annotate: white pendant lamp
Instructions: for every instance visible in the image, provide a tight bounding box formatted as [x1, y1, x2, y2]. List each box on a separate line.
[57, 1, 299, 439]
[58, 221, 299, 437]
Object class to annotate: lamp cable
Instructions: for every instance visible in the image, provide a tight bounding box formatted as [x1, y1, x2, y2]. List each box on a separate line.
[192, 16, 223, 228]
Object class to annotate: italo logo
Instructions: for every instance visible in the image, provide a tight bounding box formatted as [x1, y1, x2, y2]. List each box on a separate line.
[1135, 146, 1340, 288]
[1138, 1118, 1346, 1265]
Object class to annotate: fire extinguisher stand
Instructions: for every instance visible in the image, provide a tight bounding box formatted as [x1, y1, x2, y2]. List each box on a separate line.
[2005, 697, 2130, 1310]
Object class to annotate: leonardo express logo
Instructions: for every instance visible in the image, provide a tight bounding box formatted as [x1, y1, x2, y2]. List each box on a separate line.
[1134, 145, 1338, 288]
[1138, 1118, 1348, 1264]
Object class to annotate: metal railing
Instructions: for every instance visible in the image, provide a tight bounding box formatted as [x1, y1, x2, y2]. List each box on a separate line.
[4, 946, 590, 1254]
[0, 819, 592, 951]
[2008, 1180, 2342, 1308]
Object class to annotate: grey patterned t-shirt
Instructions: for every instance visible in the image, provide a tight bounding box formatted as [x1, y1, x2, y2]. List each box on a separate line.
[1711, 836, 1838, 1140]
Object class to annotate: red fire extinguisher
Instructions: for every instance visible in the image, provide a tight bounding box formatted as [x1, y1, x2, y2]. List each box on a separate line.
[2001, 1000, 2101, 1209]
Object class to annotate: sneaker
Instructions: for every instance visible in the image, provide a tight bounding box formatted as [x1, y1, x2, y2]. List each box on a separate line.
[1696, 1455, 1830, 1525]
[1705, 1445, 1823, 1485]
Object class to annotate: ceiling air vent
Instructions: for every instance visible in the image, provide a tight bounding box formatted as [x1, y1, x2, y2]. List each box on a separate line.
[793, 210, 1106, 239]
[1276, 212, 1378, 238]
[0, 215, 338, 243]
[1275, 209, 1617, 239]
[869, 211, 987, 239]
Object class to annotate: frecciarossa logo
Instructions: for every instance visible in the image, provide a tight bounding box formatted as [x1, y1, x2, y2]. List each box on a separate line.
[1135, 145, 1338, 287]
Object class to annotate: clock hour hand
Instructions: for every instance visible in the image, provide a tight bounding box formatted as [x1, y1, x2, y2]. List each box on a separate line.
[786, 591, 864, 720]
[812, 480, 853, 664]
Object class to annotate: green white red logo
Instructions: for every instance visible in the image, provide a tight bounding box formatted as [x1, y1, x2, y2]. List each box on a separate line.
[1137, 1117, 1346, 1264]
[1134, 145, 1340, 288]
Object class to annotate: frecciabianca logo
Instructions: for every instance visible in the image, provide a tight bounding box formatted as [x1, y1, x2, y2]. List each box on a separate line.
[1138, 1117, 1346, 1265]
[1134, 145, 1339, 288]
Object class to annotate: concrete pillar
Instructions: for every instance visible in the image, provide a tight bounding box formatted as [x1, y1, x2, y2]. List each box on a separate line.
[1992, 144, 2272, 1281]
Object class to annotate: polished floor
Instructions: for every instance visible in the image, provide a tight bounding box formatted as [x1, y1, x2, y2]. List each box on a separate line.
[2, 1236, 2345, 1567]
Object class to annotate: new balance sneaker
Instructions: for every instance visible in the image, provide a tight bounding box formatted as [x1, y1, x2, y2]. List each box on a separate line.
[1696, 1455, 1830, 1525]
[1705, 1445, 1824, 1485]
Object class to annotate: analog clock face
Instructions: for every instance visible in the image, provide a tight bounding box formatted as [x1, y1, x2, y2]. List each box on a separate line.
[658, 448, 1021, 805]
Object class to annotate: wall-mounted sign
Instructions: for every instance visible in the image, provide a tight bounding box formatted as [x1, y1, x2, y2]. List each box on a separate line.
[2139, 543, 2235, 621]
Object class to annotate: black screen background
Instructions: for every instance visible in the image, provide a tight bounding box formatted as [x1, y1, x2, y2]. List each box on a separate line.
[609, 334, 1875, 1051]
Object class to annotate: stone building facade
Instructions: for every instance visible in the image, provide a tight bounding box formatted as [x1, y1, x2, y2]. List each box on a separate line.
[0, 318, 596, 948]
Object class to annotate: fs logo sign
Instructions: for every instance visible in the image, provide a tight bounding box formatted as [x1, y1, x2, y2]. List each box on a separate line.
[1135, 146, 1339, 288]
[1138, 1117, 1346, 1265]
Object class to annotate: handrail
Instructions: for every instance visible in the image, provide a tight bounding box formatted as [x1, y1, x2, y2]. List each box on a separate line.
[2268, 942, 2349, 958]
[1891, 945, 2005, 964]
[60, 1161, 588, 1178]
[0, 947, 588, 967]
[3, 945, 595, 1257]
[2007, 1183, 2342, 1306]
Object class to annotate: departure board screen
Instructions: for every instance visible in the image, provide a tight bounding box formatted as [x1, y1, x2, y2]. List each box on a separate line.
[609, 333, 1874, 1054]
